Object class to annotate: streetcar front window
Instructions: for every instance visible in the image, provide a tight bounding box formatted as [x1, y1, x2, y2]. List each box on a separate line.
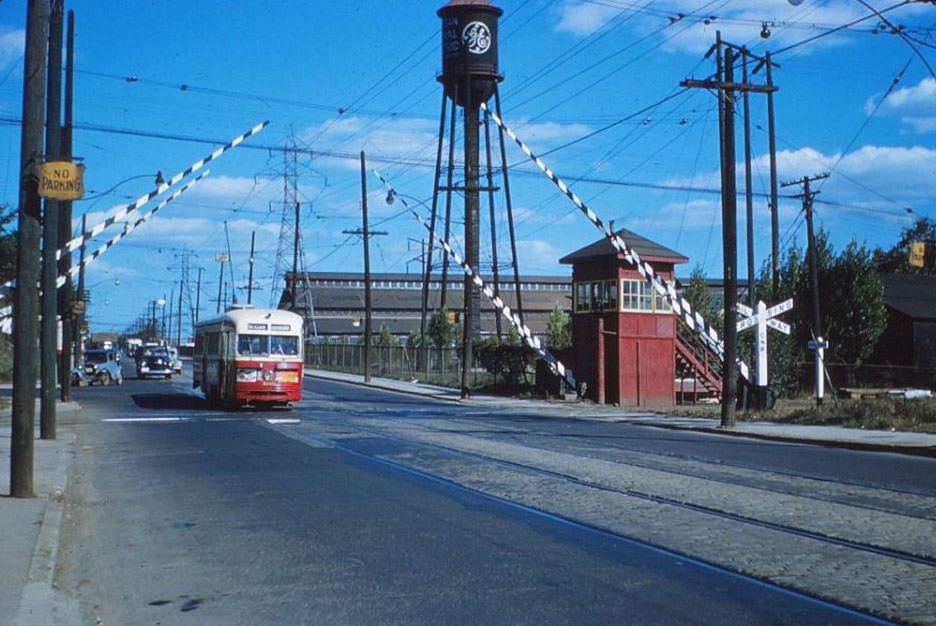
[237, 334, 269, 356]
[270, 335, 299, 356]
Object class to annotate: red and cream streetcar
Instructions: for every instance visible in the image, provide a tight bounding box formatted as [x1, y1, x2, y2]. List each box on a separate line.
[193, 306, 304, 408]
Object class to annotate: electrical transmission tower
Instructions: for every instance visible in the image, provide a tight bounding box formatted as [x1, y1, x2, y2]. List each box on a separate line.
[269, 134, 318, 340]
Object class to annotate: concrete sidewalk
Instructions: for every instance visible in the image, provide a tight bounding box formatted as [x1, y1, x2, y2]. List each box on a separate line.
[1, 401, 83, 626]
[305, 368, 936, 458]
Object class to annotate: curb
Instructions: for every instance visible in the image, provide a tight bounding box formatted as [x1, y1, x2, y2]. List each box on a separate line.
[627, 420, 936, 459]
[14, 432, 75, 626]
[305, 372, 464, 403]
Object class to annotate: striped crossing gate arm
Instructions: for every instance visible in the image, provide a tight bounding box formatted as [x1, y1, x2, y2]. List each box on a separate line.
[56, 172, 209, 288]
[0, 172, 209, 326]
[373, 169, 579, 394]
[0, 121, 269, 297]
[480, 102, 750, 382]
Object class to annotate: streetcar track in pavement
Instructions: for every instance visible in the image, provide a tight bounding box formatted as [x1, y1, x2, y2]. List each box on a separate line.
[264, 420, 902, 626]
[356, 407, 936, 504]
[346, 411, 936, 521]
[292, 414, 936, 569]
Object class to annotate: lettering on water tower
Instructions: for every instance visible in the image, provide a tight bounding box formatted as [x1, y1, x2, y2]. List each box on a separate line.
[462, 21, 491, 54]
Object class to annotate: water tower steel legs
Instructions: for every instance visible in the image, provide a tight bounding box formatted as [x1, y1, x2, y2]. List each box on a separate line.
[440, 84, 458, 312]
[494, 84, 524, 327]
[419, 91, 448, 339]
[483, 111, 502, 339]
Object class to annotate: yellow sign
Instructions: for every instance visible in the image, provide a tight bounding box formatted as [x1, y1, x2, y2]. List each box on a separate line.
[39, 161, 85, 200]
[909, 241, 928, 268]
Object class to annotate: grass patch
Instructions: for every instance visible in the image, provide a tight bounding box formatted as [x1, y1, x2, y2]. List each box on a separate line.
[675, 395, 936, 434]
[778, 397, 936, 433]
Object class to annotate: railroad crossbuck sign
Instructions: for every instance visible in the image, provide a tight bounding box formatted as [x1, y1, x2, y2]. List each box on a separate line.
[737, 299, 793, 387]
[39, 160, 85, 200]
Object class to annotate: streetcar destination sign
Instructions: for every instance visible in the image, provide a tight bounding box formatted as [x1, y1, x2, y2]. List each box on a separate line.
[39, 161, 86, 200]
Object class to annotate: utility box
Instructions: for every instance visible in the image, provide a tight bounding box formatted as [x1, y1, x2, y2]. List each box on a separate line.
[560, 228, 687, 407]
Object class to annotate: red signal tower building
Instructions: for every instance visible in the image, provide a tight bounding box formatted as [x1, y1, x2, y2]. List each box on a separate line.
[560, 228, 688, 407]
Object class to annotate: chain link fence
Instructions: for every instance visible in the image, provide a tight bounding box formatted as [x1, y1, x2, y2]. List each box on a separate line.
[305, 343, 497, 389]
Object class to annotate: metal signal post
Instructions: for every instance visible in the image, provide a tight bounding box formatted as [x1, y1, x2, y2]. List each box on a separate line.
[782, 172, 830, 405]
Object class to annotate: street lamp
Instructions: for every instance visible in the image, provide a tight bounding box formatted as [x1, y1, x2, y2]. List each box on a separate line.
[82, 171, 165, 201]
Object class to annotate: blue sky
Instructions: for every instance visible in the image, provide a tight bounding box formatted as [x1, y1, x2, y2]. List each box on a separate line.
[1, 0, 935, 337]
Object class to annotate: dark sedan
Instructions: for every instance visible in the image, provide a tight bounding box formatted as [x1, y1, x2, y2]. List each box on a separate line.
[136, 349, 173, 379]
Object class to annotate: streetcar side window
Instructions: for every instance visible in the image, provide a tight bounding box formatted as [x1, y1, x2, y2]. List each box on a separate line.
[270, 335, 299, 356]
[238, 334, 270, 357]
[205, 332, 220, 356]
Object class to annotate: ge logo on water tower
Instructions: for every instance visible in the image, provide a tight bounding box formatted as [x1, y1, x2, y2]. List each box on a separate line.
[462, 21, 491, 55]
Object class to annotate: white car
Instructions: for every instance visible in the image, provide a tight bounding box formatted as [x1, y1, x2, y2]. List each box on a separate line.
[168, 347, 183, 374]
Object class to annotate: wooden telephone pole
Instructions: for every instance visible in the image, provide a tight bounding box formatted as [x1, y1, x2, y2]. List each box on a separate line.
[682, 33, 777, 426]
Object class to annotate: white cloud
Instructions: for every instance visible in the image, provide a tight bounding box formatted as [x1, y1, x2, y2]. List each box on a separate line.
[870, 77, 936, 134]
[555, 0, 929, 55]
[554, 1, 622, 37]
[517, 238, 563, 272]
[0, 29, 25, 68]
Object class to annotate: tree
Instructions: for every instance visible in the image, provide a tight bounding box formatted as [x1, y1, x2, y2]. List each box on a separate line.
[682, 265, 719, 324]
[825, 240, 887, 367]
[427, 309, 458, 348]
[545, 305, 571, 350]
[375, 325, 398, 347]
[757, 230, 886, 395]
[405, 330, 425, 349]
[0, 206, 16, 286]
[873, 217, 936, 274]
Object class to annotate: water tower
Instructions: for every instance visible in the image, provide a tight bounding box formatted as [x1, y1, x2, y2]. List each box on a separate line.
[424, 0, 524, 397]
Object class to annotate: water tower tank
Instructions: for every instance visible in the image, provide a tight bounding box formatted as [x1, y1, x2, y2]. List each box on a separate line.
[438, 0, 503, 108]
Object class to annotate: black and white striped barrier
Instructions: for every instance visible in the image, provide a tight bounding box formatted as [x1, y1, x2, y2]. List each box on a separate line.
[56, 120, 269, 262]
[373, 169, 579, 394]
[56, 172, 208, 288]
[0, 173, 208, 330]
[0, 121, 268, 298]
[480, 103, 750, 381]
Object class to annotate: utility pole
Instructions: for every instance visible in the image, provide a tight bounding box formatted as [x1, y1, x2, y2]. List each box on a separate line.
[765, 52, 781, 298]
[76, 213, 86, 367]
[682, 34, 777, 425]
[215, 253, 227, 314]
[177, 278, 183, 345]
[11, 0, 49, 498]
[247, 231, 255, 305]
[58, 9, 75, 403]
[719, 45, 739, 428]
[40, 0, 64, 440]
[292, 201, 300, 310]
[782, 172, 830, 405]
[195, 267, 202, 325]
[360, 151, 372, 383]
[742, 48, 755, 308]
[346, 152, 388, 382]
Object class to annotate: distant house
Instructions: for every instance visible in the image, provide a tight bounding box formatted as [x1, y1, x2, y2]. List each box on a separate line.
[870, 274, 936, 383]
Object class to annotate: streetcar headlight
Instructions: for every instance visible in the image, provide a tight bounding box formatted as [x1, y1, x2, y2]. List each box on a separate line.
[237, 369, 259, 382]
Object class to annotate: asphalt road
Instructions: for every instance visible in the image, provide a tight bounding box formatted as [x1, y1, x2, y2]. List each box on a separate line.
[53, 369, 932, 625]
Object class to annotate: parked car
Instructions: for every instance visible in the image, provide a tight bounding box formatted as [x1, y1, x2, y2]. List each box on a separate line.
[136, 347, 173, 379]
[168, 347, 183, 374]
[75, 348, 123, 386]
